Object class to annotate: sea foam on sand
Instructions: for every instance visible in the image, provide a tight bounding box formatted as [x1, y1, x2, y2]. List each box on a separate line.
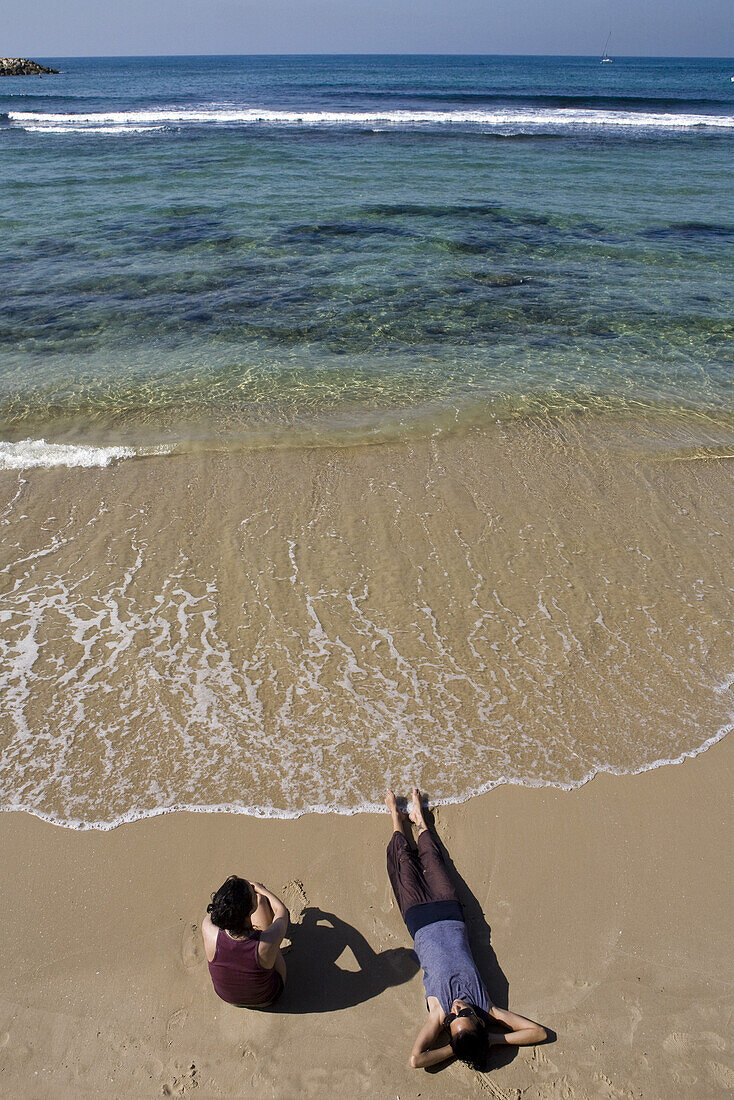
[0, 439, 171, 470]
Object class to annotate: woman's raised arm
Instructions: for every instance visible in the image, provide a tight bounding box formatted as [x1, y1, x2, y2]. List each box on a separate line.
[409, 1013, 453, 1069]
[487, 1004, 547, 1046]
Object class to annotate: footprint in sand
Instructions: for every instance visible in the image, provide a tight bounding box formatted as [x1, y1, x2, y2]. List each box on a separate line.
[380, 884, 395, 914]
[519, 1075, 575, 1100]
[181, 923, 204, 969]
[594, 1072, 635, 1099]
[279, 880, 308, 950]
[662, 1030, 693, 1055]
[167, 1008, 188, 1034]
[162, 1063, 198, 1095]
[708, 1061, 734, 1091]
[281, 879, 308, 923]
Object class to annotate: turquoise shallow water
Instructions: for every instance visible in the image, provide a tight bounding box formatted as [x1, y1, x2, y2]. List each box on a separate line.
[1, 55, 733, 453]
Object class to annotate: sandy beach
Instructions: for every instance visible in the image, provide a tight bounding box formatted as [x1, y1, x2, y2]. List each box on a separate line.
[0, 730, 731, 1098]
[2, 45, 733, 1100]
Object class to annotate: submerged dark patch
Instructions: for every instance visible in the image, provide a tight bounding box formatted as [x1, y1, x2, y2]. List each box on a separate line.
[641, 222, 734, 241]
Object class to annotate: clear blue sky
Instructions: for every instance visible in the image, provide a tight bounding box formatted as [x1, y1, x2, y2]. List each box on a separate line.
[7, 0, 734, 58]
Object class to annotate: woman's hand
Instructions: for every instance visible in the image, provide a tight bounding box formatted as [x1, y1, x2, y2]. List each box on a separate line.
[486, 1004, 548, 1046]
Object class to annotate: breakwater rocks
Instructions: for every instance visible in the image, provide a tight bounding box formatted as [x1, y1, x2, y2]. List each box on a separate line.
[0, 58, 59, 76]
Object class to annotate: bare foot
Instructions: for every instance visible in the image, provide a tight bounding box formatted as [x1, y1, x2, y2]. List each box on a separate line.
[409, 787, 427, 832]
[386, 788, 407, 834]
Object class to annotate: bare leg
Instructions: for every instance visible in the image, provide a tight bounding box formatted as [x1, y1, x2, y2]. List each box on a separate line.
[386, 788, 410, 837]
[250, 893, 274, 932]
[409, 787, 428, 835]
[410, 787, 459, 903]
[251, 893, 287, 987]
[386, 788, 435, 918]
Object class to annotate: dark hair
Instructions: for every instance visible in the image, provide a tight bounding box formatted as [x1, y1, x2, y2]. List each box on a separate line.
[449, 1020, 487, 1068]
[207, 875, 255, 935]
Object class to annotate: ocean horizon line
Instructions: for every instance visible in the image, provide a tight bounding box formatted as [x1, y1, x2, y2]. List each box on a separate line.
[28, 52, 734, 62]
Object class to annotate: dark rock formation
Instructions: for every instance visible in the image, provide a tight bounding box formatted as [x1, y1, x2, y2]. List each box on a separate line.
[0, 58, 59, 76]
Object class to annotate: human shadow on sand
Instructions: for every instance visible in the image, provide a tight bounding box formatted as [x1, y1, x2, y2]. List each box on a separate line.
[276, 906, 419, 1014]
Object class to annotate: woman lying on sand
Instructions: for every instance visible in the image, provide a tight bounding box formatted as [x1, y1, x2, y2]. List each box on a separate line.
[202, 877, 289, 1008]
[386, 787, 547, 1069]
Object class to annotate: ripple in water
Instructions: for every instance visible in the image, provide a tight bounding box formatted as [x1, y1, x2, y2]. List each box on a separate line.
[0, 422, 731, 828]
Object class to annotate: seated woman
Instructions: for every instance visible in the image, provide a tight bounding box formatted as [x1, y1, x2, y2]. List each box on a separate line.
[202, 876, 289, 1008]
[386, 787, 547, 1069]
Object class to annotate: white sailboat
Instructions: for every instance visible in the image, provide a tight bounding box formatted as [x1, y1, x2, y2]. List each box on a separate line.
[601, 32, 613, 63]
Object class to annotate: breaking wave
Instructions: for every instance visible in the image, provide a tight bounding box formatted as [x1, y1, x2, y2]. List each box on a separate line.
[8, 104, 734, 136]
[0, 439, 173, 470]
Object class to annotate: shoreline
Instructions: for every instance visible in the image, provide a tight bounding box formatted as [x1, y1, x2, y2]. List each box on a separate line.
[2, 399, 734, 462]
[0, 732, 732, 1098]
[3, 428, 732, 826]
[2, 721, 731, 831]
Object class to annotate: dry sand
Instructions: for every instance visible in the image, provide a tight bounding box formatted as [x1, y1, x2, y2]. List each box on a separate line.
[0, 732, 732, 1099]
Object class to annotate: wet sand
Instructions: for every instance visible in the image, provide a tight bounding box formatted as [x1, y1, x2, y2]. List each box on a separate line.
[2, 419, 732, 825]
[0, 731, 732, 1098]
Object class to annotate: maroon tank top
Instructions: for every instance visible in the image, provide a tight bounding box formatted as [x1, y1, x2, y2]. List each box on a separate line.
[208, 928, 282, 1007]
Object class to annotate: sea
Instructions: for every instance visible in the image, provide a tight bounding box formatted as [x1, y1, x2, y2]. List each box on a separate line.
[1, 55, 732, 827]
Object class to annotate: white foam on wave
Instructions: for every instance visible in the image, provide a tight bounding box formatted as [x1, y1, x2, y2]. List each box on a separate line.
[1, 450, 731, 832]
[20, 124, 167, 134]
[9, 105, 734, 134]
[1, 719, 731, 831]
[0, 439, 173, 470]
